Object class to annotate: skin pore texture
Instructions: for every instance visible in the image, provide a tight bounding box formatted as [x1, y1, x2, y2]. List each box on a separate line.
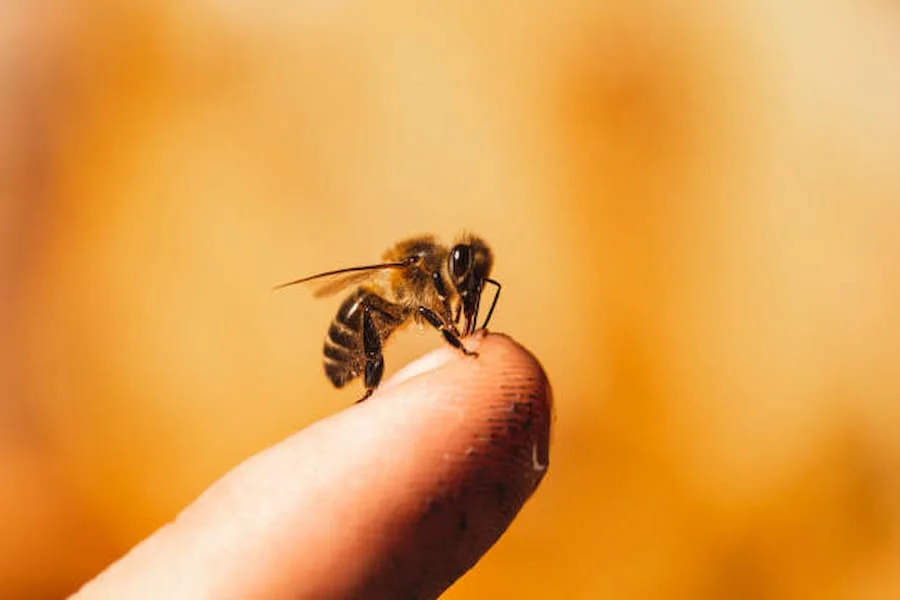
[72, 333, 552, 600]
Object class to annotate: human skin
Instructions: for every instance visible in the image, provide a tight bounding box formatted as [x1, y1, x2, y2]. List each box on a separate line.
[71, 333, 552, 599]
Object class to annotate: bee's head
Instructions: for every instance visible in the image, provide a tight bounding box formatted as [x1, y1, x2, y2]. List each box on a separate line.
[447, 235, 493, 335]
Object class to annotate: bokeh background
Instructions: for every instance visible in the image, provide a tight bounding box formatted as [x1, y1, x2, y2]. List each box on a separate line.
[2, 1, 900, 598]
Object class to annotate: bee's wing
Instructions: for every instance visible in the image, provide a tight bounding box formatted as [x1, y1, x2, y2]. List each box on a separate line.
[273, 261, 409, 298]
[306, 270, 380, 298]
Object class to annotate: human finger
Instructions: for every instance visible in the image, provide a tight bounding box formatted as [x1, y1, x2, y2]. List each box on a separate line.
[72, 332, 552, 600]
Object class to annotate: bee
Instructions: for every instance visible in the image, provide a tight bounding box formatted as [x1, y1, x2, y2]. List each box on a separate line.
[275, 233, 501, 403]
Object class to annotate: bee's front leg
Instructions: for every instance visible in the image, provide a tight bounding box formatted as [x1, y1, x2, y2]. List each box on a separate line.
[417, 306, 478, 358]
[430, 271, 463, 337]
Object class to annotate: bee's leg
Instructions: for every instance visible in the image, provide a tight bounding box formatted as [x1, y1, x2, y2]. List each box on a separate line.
[430, 272, 462, 337]
[418, 306, 478, 357]
[356, 303, 385, 403]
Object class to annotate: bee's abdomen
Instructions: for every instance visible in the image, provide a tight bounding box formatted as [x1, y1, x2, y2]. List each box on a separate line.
[322, 289, 405, 388]
[323, 290, 365, 388]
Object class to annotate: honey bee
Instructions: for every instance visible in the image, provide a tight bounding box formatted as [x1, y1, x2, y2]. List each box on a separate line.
[275, 233, 501, 402]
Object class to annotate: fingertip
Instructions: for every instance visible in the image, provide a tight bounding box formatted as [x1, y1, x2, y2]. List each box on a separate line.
[371, 331, 552, 492]
[416, 331, 552, 475]
[348, 331, 552, 596]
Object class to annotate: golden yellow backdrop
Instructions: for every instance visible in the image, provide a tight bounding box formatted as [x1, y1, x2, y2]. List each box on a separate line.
[2, 1, 899, 597]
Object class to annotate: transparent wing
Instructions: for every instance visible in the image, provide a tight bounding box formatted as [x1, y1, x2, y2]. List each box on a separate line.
[307, 270, 380, 298]
[273, 261, 409, 298]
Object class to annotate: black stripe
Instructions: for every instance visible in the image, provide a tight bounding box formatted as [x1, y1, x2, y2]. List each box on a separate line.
[325, 360, 356, 388]
[336, 292, 364, 328]
[328, 321, 358, 349]
[324, 341, 352, 362]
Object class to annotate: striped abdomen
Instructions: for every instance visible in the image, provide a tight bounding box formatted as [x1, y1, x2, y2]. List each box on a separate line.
[323, 288, 406, 388]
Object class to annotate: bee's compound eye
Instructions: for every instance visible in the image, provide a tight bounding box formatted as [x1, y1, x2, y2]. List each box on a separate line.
[450, 245, 472, 280]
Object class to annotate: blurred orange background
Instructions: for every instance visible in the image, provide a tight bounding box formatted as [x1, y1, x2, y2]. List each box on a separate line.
[3, 1, 900, 598]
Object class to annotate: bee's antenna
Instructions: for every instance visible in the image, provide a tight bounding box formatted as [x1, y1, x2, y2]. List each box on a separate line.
[479, 278, 502, 330]
[272, 261, 410, 291]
